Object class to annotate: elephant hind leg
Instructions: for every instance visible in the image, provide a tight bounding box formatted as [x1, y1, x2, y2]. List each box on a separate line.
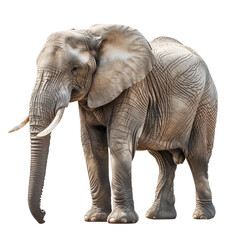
[186, 97, 217, 219]
[146, 150, 177, 219]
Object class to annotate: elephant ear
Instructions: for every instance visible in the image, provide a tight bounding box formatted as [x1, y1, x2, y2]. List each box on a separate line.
[87, 24, 156, 108]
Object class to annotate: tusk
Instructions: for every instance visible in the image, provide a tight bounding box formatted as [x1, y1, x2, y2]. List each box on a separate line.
[8, 116, 29, 133]
[37, 108, 65, 137]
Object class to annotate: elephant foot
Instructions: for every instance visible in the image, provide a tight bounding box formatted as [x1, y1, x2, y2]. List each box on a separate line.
[193, 200, 215, 219]
[146, 203, 177, 219]
[84, 206, 111, 222]
[107, 207, 139, 224]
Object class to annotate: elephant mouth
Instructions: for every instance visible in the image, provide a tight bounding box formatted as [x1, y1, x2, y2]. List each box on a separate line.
[9, 79, 73, 137]
[36, 108, 65, 137]
[8, 107, 66, 137]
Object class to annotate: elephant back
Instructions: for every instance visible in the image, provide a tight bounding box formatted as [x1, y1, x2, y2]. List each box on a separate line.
[150, 36, 183, 46]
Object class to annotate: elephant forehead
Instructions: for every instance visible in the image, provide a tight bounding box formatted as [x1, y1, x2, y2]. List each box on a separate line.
[37, 46, 65, 68]
[43, 32, 91, 64]
[38, 43, 91, 68]
[65, 44, 90, 64]
[47, 30, 82, 41]
[47, 30, 88, 48]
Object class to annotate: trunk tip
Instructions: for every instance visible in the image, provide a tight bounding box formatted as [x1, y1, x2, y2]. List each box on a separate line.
[37, 209, 46, 224]
[30, 207, 46, 224]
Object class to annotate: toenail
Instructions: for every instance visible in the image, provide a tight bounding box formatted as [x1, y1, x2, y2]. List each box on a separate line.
[109, 218, 116, 223]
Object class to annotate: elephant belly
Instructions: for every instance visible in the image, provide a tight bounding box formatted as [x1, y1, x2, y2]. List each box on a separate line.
[137, 98, 196, 152]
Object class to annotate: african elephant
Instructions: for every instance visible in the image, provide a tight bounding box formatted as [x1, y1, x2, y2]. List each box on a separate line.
[10, 24, 218, 224]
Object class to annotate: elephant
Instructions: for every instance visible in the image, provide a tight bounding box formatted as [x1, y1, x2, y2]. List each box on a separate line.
[9, 24, 218, 224]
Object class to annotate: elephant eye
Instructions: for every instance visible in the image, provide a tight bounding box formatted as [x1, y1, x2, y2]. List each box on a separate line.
[71, 65, 79, 76]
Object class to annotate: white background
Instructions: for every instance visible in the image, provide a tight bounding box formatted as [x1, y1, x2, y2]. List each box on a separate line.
[1, 0, 239, 239]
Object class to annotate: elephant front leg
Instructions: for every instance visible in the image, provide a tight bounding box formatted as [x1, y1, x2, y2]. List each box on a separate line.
[105, 97, 147, 223]
[81, 124, 111, 222]
[107, 142, 138, 223]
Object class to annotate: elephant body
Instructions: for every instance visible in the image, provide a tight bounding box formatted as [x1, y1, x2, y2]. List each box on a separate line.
[10, 24, 217, 223]
[79, 37, 217, 222]
[81, 36, 217, 158]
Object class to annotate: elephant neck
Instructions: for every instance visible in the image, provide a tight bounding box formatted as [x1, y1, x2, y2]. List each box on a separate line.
[78, 100, 112, 127]
[78, 98, 94, 112]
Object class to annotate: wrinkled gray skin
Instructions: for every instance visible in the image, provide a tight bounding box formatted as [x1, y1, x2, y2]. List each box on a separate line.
[26, 24, 217, 223]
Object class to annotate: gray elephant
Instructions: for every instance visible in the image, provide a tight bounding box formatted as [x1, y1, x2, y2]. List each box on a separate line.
[10, 24, 218, 224]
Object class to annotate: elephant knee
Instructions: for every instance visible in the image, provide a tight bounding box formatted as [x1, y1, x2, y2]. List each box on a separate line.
[109, 138, 130, 156]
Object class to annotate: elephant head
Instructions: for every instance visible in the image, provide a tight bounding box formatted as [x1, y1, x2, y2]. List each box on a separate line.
[9, 24, 155, 223]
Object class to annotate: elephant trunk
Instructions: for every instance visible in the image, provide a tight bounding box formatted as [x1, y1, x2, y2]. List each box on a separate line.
[28, 133, 50, 223]
[28, 89, 55, 223]
[28, 69, 71, 223]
